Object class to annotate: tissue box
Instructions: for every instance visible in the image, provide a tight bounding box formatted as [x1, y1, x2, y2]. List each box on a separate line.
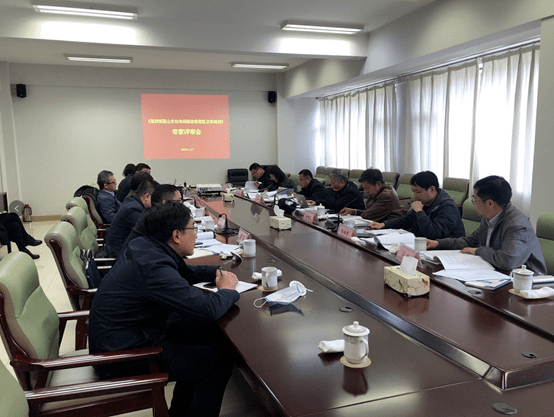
[384, 266, 429, 296]
[222, 193, 234, 202]
[270, 216, 291, 230]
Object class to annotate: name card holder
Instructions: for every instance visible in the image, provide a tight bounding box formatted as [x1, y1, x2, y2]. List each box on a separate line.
[303, 211, 319, 225]
[395, 243, 422, 268]
[217, 214, 227, 230]
[337, 225, 356, 239]
[255, 194, 265, 204]
[236, 228, 251, 243]
[235, 189, 245, 197]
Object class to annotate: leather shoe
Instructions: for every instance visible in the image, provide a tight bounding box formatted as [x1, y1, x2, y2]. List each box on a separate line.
[26, 236, 42, 246]
[23, 249, 39, 260]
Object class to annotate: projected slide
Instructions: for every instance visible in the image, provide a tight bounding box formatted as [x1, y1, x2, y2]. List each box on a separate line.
[141, 94, 229, 159]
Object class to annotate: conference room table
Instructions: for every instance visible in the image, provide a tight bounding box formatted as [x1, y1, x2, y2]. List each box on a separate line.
[189, 193, 554, 416]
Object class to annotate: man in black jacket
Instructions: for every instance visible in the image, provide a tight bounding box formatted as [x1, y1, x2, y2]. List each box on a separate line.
[370, 170, 465, 239]
[90, 202, 239, 417]
[324, 169, 365, 212]
[249, 162, 272, 190]
[298, 169, 326, 206]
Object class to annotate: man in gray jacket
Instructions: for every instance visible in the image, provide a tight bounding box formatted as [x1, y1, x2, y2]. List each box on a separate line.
[427, 175, 547, 274]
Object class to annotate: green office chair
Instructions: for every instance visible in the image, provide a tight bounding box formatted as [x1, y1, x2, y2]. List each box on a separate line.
[443, 177, 470, 210]
[536, 212, 554, 275]
[61, 206, 99, 253]
[461, 198, 481, 236]
[382, 171, 400, 189]
[0, 356, 168, 417]
[349, 169, 364, 189]
[288, 174, 301, 192]
[66, 196, 106, 239]
[314, 166, 328, 185]
[396, 173, 415, 211]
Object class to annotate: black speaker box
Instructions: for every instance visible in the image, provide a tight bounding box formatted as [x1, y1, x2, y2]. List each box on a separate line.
[16, 84, 26, 98]
[268, 91, 276, 104]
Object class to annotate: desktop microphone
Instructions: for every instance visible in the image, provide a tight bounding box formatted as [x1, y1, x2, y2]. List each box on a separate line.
[326, 195, 362, 232]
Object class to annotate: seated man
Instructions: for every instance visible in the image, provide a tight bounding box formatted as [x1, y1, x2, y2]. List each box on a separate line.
[96, 170, 121, 223]
[340, 168, 402, 222]
[370, 170, 465, 239]
[105, 180, 157, 258]
[249, 162, 272, 191]
[117, 163, 151, 202]
[0, 213, 42, 259]
[298, 169, 326, 206]
[89, 202, 239, 417]
[323, 169, 365, 212]
[119, 184, 183, 254]
[427, 175, 547, 274]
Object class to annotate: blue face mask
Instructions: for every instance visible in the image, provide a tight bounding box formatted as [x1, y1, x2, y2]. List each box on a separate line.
[254, 281, 309, 308]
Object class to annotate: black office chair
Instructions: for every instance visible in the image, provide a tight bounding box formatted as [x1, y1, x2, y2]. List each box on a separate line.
[227, 168, 249, 187]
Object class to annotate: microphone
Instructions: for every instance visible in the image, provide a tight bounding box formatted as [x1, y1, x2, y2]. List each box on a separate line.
[272, 187, 294, 207]
[326, 195, 362, 232]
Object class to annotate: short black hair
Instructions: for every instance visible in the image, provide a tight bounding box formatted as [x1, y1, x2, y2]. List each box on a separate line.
[474, 175, 512, 207]
[152, 184, 181, 205]
[131, 171, 154, 191]
[298, 169, 313, 179]
[144, 202, 191, 242]
[410, 171, 440, 190]
[136, 180, 158, 198]
[135, 163, 151, 172]
[122, 163, 136, 176]
[359, 169, 384, 185]
[97, 170, 113, 189]
[249, 163, 262, 171]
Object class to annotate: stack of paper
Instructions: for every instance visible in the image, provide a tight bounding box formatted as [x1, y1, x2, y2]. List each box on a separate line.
[359, 229, 415, 249]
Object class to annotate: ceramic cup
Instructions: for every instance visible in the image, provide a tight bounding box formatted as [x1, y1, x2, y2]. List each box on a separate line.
[511, 265, 534, 292]
[414, 237, 427, 252]
[316, 205, 326, 217]
[342, 321, 370, 364]
[261, 266, 278, 290]
[202, 217, 214, 230]
[240, 239, 256, 257]
[195, 207, 205, 218]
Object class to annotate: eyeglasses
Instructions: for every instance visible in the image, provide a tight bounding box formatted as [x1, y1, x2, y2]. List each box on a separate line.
[108, 180, 117, 184]
[183, 226, 198, 234]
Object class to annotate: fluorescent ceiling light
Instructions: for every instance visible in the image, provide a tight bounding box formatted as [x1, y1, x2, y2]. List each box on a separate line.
[33, 2, 137, 20]
[65, 54, 132, 63]
[281, 21, 363, 35]
[231, 62, 289, 70]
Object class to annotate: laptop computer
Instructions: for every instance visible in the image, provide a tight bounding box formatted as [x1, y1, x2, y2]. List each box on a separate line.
[294, 193, 309, 208]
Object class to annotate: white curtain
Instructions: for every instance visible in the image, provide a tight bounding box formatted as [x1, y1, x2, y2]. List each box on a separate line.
[319, 82, 397, 171]
[319, 44, 539, 213]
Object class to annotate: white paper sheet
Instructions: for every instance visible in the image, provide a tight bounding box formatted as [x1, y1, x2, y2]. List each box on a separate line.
[193, 281, 258, 293]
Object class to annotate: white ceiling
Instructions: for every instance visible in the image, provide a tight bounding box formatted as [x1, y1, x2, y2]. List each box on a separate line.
[0, 0, 436, 72]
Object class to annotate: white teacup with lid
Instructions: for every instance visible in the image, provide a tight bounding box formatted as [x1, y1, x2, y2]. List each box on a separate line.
[342, 321, 370, 364]
[511, 265, 534, 292]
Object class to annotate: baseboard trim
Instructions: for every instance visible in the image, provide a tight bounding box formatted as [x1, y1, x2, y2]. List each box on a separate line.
[31, 215, 60, 222]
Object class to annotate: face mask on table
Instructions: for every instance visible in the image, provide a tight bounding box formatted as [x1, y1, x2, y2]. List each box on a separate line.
[254, 280, 309, 308]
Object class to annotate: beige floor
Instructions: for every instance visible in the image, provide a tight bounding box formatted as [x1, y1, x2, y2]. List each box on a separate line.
[0, 220, 268, 417]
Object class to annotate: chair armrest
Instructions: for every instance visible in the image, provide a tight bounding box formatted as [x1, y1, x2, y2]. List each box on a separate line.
[57, 310, 90, 321]
[25, 372, 168, 404]
[67, 286, 97, 296]
[11, 346, 163, 372]
[95, 257, 116, 264]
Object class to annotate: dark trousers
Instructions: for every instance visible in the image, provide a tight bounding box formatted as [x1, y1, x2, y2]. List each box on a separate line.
[0, 213, 31, 251]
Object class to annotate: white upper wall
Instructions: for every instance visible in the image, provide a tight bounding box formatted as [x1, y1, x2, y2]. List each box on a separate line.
[5, 64, 278, 215]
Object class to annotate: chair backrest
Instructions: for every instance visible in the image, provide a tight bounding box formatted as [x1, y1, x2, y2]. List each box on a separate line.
[0, 252, 60, 388]
[382, 172, 400, 189]
[45, 221, 90, 311]
[82, 194, 105, 227]
[536, 212, 554, 275]
[461, 198, 481, 236]
[443, 177, 470, 207]
[315, 166, 326, 176]
[66, 197, 98, 235]
[227, 168, 248, 186]
[61, 206, 99, 253]
[324, 167, 336, 176]
[289, 174, 300, 192]
[348, 169, 364, 189]
[0, 359, 29, 417]
[396, 174, 414, 200]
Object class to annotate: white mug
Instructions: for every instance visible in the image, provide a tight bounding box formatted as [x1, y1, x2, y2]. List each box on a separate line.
[202, 217, 214, 230]
[195, 207, 205, 218]
[240, 239, 256, 257]
[316, 205, 326, 217]
[414, 237, 427, 252]
[261, 266, 278, 290]
[510, 265, 533, 292]
[342, 321, 370, 364]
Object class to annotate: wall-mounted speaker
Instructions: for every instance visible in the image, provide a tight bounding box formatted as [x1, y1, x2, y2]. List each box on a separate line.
[16, 84, 26, 98]
[268, 91, 276, 104]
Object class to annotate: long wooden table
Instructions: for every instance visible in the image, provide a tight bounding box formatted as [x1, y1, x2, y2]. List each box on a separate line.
[191, 195, 554, 416]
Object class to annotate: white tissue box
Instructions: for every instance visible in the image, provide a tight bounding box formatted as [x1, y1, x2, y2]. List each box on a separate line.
[384, 266, 429, 296]
[270, 216, 291, 230]
[222, 193, 234, 202]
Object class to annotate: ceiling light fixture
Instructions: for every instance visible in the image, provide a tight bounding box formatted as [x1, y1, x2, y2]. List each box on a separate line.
[33, 2, 137, 20]
[231, 62, 289, 70]
[65, 54, 133, 63]
[281, 21, 363, 35]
